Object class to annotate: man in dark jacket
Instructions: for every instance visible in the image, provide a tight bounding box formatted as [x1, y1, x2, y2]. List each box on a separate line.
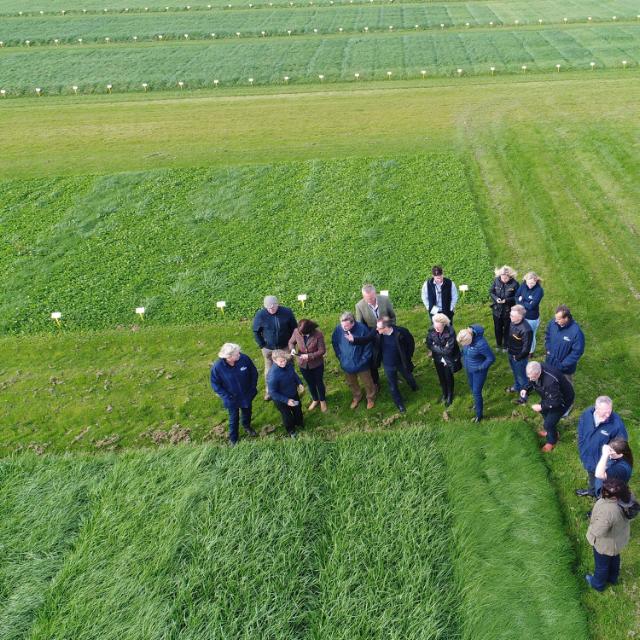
[331, 312, 376, 409]
[544, 304, 585, 385]
[576, 397, 628, 497]
[210, 343, 259, 445]
[507, 304, 532, 398]
[421, 265, 458, 323]
[489, 266, 518, 351]
[252, 295, 297, 400]
[520, 361, 575, 452]
[376, 316, 417, 413]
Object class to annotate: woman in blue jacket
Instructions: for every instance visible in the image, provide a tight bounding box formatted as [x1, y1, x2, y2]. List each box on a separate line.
[595, 439, 633, 497]
[210, 343, 259, 445]
[457, 325, 496, 422]
[267, 350, 305, 438]
[515, 272, 544, 355]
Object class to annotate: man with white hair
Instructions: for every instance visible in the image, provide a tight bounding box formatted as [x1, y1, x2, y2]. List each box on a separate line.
[210, 343, 259, 445]
[520, 361, 574, 452]
[252, 295, 297, 400]
[576, 397, 628, 497]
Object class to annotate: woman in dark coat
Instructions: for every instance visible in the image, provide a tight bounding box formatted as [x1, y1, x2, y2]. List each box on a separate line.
[426, 313, 461, 407]
[288, 319, 327, 412]
[489, 265, 518, 351]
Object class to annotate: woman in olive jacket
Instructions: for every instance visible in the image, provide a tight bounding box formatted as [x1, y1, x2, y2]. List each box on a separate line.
[288, 319, 327, 412]
[585, 477, 632, 591]
[426, 313, 461, 407]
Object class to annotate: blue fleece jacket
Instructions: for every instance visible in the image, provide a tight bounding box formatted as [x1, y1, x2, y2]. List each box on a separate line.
[210, 354, 258, 409]
[577, 407, 628, 472]
[515, 282, 544, 320]
[462, 324, 496, 373]
[331, 321, 373, 374]
[267, 362, 303, 404]
[544, 318, 585, 374]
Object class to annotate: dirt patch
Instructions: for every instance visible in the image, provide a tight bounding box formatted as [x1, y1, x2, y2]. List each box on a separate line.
[94, 434, 120, 450]
[140, 424, 191, 445]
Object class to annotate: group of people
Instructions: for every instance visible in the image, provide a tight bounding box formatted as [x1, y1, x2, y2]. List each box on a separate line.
[209, 265, 634, 592]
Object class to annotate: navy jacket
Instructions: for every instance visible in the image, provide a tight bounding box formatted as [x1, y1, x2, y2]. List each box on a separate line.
[577, 407, 628, 472]
[523, 364, 574, 412]
[332, 321, 373, 374]
[267, 362, 303, 404]
[210, 354, 258, 409]
[462, 325, 496, 373]
[595, 459, 632, 497]
[544, 318, 585, 374]
[252, 306, 298, 350]
[515, 282, 544, 320]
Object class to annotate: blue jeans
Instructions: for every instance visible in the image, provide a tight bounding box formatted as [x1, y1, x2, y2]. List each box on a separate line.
[509, 355, 528, 391]
[301, 364, 326, 401]
[384, 366, 417, 409]
[228, 406, 252, 444]
[590, 547, 620, 591]
[466, 368, 488, 418]
[527, 318, 540, 354]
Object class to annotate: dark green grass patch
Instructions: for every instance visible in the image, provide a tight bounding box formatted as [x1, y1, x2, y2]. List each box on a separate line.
[0, 25, 639, 95]
[0, 155, 490, 333]
[0, 429, 588, 639]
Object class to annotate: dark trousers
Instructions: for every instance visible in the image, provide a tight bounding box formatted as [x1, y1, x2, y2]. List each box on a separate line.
[301, 364, 326, 401]
[509, 355, 528, 391]
[274, 398, 303, 434]
[433, 359, 454, 401]
[542, 408, 564, 445]
[587, 470, 596, 493]
[228, 406, 252, 444]
[492, 313, 510, 348]
[370, 363, 380, 387]
[590, 547, 620, 591]
[466, 368, 488, 419]
[384, 366, 417, 409]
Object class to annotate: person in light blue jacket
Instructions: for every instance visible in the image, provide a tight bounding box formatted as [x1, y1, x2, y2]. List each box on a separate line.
[545, 304, 585, 385]
[457, 325, 496, 422]
[515, 271, 544, 355]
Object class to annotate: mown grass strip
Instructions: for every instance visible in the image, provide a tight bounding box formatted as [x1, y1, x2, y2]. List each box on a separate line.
[0, 25, 638, 94]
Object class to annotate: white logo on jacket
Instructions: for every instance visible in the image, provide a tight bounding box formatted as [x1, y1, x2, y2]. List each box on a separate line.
[563, 336, 571, 341]
[240, 366, 247, 371]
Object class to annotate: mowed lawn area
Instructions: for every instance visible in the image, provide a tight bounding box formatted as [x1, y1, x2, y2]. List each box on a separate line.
[0, 8, 639, 639]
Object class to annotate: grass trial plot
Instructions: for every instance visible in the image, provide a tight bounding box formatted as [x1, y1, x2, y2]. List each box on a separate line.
[0, 428, 588, 639]
[0, 154, 491, 333]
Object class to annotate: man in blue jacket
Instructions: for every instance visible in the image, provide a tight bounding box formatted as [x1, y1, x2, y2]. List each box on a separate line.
[332, 312, 376, 409]
[544, 304, 585, 386]
[252, 295, 297, 400]
[210, 343, 259, 445]
[576, 396, 628, 497]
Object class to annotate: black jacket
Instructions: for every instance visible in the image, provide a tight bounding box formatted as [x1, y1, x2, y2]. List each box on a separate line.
[489, 277, 518, 317]
[378, 325, 416, 372]
[507, 320, 532, 360]
[427, 326, 461, 372]
[252, 306, 297, 350]
[524, 364, 574, 412]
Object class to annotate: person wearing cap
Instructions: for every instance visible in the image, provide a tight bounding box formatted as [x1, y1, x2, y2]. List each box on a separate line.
[252, 295, 297, 400]
[421, 266, 458, 323]
[489, 265, 518, 352]
[355, 284, 396, 388]
[332, 312, 377, 410]
[375, 316, 417, 413]
[520, 361, 574, 452]
[210, 343, 259, 445]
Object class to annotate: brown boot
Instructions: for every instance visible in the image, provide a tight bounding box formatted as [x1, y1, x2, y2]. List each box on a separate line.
[350, 396, 362, 409]
[320, 401, 328, 413]
[366, 399, 375, 410]
[308, 401, 319, 411]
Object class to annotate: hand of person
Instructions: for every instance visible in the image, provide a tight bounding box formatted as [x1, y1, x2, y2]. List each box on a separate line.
[297, 384, 305, 396]
[299, 354, 308, 362]
[601, 444, 613, 457]
[531, 403, 542, 413]
[287, 398, 298, 407]
[345, 331, 354, 343]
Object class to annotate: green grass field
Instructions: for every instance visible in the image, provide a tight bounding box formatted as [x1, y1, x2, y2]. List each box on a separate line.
[0, 429, 589, 639]
[1, 1, 640, 638]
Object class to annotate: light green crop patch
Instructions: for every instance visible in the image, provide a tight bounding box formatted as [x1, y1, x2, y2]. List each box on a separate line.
[0, 155, 491, 333]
